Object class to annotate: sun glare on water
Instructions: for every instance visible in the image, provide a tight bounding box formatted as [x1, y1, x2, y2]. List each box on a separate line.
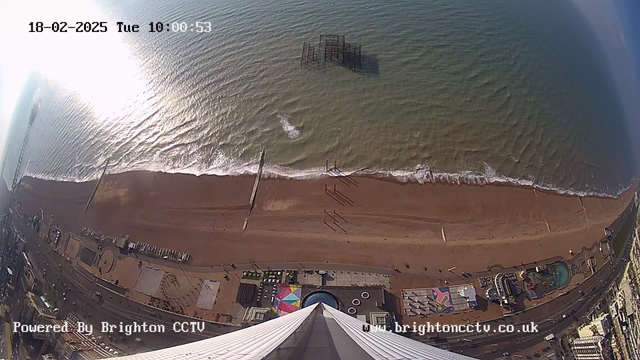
[2, 0, 150, 118]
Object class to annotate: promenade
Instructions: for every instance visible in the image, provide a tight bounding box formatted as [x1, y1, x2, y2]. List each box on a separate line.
[13, 217, 238, 355]
[9, 172, 638, 356]
[11, 195, 636, 357]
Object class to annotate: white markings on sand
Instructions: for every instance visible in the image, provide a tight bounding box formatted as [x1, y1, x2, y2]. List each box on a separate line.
[535, 189, 551, 233]
[578, 196, 590, 228]
[544, 218, 551, 234]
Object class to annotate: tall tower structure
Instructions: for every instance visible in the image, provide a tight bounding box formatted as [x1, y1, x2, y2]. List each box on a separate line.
[115, 303, 476, 360]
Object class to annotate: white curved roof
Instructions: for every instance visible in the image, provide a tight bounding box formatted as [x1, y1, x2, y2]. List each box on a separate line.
[323, 305, 475, 360]
[115, 303, 475, 360]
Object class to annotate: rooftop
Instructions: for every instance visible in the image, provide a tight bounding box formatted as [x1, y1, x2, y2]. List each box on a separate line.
[302, 285, 386, 317]
[402, 284, 478, 315]
[26, 292, 55, 318]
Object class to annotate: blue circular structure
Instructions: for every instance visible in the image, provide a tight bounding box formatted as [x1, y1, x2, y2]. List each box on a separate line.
[554, 262, 570, 287]
[302, 291, 339, 309]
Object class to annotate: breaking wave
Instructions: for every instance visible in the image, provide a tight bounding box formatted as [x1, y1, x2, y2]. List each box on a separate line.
[260, 163, 631, 199]
[23, 153, 632, 199]
[278, 114, 300, 139]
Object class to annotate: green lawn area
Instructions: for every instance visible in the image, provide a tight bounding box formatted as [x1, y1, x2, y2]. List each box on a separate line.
[612, 205, 638, 257]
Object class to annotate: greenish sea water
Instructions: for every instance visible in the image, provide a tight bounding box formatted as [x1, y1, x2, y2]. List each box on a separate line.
[10, 0, 635, 195]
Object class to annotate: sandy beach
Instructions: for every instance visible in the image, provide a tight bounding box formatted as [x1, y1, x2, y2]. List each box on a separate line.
[14, 171, 636, 276]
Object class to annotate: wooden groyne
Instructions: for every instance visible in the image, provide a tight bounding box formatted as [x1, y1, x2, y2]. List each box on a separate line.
[243, 150, 265, 230]
[84, 158, 110, 213]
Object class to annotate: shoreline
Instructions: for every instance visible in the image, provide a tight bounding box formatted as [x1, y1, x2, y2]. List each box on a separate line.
[21, 164, 636, 199]
[14, 170, 637, 275]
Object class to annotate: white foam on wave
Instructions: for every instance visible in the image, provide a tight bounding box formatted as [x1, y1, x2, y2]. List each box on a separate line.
[23, 156, 633, 199]
[278, 114, 300, 139]
[22, 150, 257, 182]
[270, 164, 630, 199]
[380, 165, 632, 198]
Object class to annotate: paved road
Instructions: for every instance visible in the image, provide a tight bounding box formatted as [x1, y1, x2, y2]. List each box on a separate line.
[14, 218, 238, 354]
[435, 201, 637, 358]
[454, 255, 622, 358]
[11, 197, 636, 357]
[134, 248, 566, 283]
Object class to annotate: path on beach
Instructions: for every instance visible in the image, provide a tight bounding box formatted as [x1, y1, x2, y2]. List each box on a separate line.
[14, 171, 636, 275]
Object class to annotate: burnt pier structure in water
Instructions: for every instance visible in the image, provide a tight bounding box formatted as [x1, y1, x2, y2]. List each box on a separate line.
[301, 35, 362, 71]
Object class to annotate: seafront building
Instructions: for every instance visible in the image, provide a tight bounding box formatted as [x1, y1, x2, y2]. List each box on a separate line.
[608, 214, 640, 360]
[402, 284, 478, 316]
[577, 313, 612, 338]
[570, 336, 610, 360]
[43, 316, 116, 359]
[591, 198, 640, 360]
[5, 198, 636, 358]
[20, 292, 56, 341]
[565, 312, 614, 360]
[1, 175, 636, 358]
